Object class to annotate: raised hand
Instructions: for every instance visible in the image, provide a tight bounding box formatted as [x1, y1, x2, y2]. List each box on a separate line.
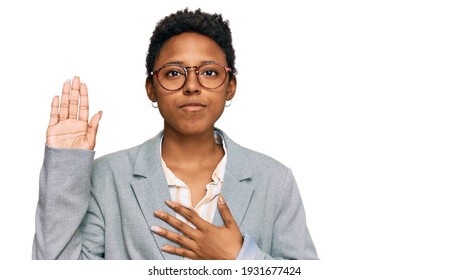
[46, 76, 102, 150]
[151, 194, 244, 260]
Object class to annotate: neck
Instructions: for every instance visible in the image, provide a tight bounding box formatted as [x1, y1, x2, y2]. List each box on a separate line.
[161, 126, 222, 164]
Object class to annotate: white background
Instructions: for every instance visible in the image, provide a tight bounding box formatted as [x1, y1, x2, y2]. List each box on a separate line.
[0, 0, 448, 279]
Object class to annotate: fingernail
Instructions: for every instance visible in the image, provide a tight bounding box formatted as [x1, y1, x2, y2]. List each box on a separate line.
[218, 194, 225, 205]
[151, 225, 161, 233]
[154, 210, 164, 218]
[98, 110, 103, 116]
[161, 245, 171, 252]
[165, 200, 176, 208]
[66, 79, 71, 83]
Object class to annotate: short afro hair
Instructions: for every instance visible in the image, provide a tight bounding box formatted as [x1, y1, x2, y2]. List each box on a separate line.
[146, 8, 236, 78]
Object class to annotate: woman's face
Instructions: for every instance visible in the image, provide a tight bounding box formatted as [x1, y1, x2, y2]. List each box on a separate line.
[146, 32, 236, 136]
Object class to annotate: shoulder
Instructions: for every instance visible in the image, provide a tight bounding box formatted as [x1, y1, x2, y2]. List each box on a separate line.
[92, 132, 162, 176]
[92, 144, 140, 172]
[220, 129, 291, 179]
[241, 145, 289, 173]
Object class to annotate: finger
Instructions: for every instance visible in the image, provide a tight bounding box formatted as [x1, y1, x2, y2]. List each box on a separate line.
[59, 79, 71, 120]
[217, 194, 238, 229]
[86, 111, 102, 148]
[154, 209, 197, 238]
[68, 76, 81, 119]
[79, 83, 89, 121]
[161, 245, 198, 259]
[165, 200, 209, 231]
[48, 96, 59, 126]
[150, 225, 196, 250]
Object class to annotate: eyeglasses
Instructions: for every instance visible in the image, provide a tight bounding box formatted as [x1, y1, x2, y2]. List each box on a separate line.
[150, 62, 236, 91]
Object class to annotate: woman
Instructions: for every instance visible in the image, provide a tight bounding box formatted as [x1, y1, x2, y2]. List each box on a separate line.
[33, 8, 317, 260]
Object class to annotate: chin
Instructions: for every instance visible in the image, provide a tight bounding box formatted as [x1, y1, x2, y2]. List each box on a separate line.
[179, 125, 212, 136]
[166, 120, 214, 137]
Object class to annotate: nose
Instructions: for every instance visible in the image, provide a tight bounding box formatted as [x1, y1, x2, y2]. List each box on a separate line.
[183, 68, 201, 95]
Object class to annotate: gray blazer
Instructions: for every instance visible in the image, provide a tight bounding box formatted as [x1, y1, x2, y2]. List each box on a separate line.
[33, 130, 317, 260]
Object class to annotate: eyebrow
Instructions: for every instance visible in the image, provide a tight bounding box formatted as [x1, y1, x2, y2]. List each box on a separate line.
[164, 60, 217, 66]
[165, 60, 183, 65]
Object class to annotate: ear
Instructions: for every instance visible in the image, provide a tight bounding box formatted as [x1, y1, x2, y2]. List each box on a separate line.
[226, 76, 237, 101]
[145, 76, 157, 102]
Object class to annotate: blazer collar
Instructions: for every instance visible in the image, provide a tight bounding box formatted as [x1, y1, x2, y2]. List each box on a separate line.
[132, 131, 163, 178]
[132, 129, 253, 181]
[130, 129, 254, 259]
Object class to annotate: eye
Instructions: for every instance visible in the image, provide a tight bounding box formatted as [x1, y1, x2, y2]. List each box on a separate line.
[160, 66, 185, 79]
[167, 70, 181, 77]
[199, 63, 225, 79]
[203, 69, 217, 77]
[199, 66, 221, 78]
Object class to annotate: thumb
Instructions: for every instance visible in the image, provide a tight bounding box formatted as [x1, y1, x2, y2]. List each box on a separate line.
[86, 111, 102, 149]
[217, 194, 237, 229]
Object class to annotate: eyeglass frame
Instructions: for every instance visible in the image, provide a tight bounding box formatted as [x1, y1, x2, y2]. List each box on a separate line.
[149, 62, 237, 92]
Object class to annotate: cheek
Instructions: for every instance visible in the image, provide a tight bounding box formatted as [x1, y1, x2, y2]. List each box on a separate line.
[156, 99, 175, 117]
[211, 98, 227, 119]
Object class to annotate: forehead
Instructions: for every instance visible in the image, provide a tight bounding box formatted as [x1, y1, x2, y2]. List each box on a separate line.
[155, 32, 227, 67]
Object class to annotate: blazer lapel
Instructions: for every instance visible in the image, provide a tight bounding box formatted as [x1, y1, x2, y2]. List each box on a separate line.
[130, 132, 183, 260]
[214, 173, 255, 227]
[213, 129, 255, 227]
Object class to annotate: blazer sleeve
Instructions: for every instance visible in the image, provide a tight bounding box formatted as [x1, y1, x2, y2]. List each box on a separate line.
[255, 168, 318, 260]
[32, 145, 104, 259]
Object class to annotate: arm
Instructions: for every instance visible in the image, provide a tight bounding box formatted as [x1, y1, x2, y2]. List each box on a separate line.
[32, 145, 95, 259]
[254, 169, 318, 260]
[32, 77, 103, 259]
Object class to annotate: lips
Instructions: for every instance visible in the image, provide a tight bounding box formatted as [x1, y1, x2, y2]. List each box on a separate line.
[179, 101, 207, 112]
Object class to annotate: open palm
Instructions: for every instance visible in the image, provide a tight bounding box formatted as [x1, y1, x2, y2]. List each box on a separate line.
[46, 76, 102, 150]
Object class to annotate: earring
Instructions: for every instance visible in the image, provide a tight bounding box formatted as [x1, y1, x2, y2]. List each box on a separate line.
[225, 99, 233, 107]
[151, 101, 158, 108]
